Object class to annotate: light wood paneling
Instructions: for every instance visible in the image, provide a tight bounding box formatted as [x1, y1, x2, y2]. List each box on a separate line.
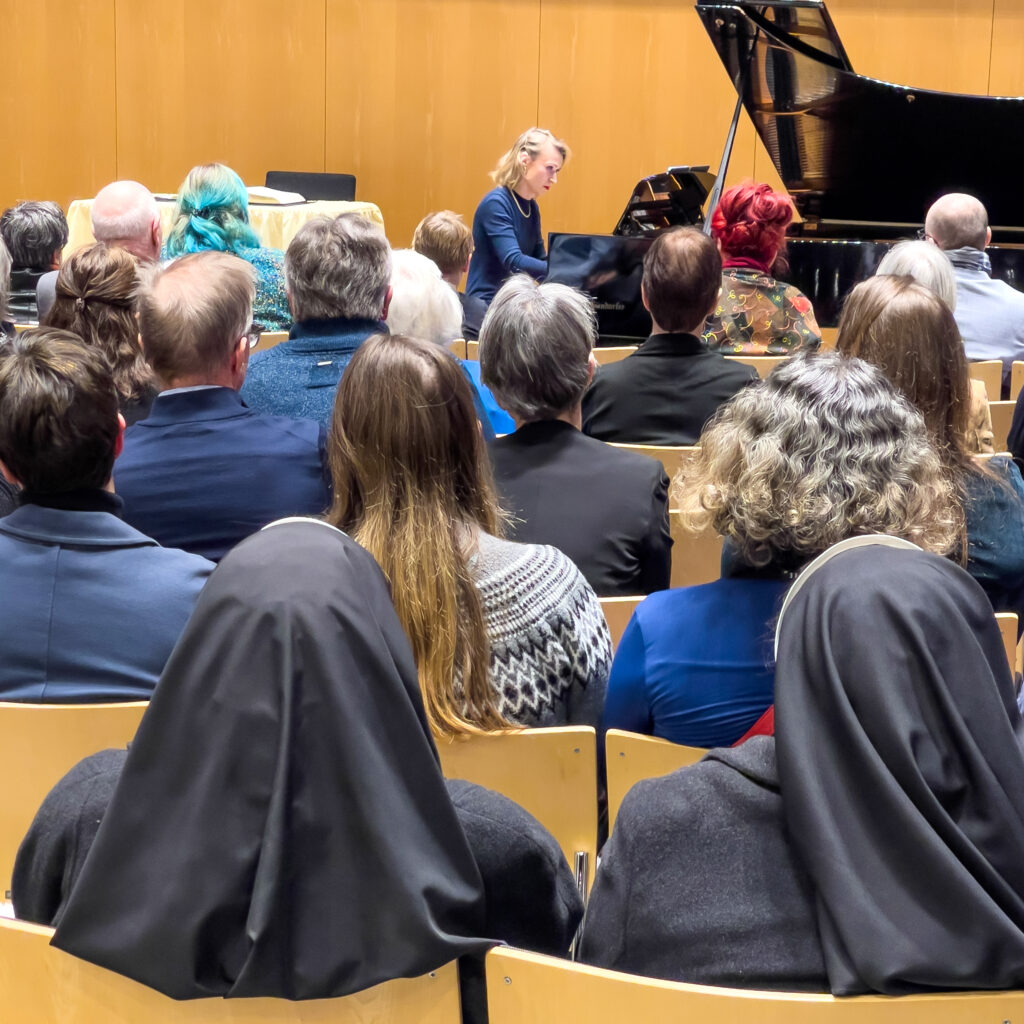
[115, 0, 326, 197]
[326, 0, 540, 248]
[0, 0, 117, 213]
[537, 0, 760, 237]
[989, 0, 1024, 96]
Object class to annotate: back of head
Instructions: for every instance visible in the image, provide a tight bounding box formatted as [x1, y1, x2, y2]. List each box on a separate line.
[836, 274, 969, 465]
[386, 248, 462, 345]
[642, 226, 721, 333]
[0, 327, 119, 494]
[924, 192, 989, 251]
[0, 201, 69, 269]
[876, 240, 957, 310]
[328, 334, 505, 737]
[285, 213, 391, 322]
[480, 275, 596, 421]
[91, 180, 159, 254]
[412, 210, 473, 276]
[136, 251, 255, 383]
[0, 237, 10, 321]
[677, 350, 959, 568]
[45, 243, 153, 400]
[491, 127, 571, 189]
[711, 182, 793, 265]
[164, 163, 259, 257]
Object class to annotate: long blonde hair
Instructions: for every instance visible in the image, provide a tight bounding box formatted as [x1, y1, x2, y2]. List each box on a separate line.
[490, 128, 570, 189]
[327, 334, 511, 737]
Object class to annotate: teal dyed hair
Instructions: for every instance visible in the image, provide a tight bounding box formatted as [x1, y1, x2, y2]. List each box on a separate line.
[165, 163, 260, 257]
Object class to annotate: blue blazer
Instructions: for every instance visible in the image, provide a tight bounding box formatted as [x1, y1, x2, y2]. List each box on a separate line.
[0, 503, 212, 702]
[117, 388, 330, 562]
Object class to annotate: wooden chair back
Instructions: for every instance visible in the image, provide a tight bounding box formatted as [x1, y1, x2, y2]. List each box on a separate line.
[818, 326, 838, 350]
[669, 509, 723, 589]
[990, 400, 1015, 451]
[0, 701, 147, 894]
[436, 727, 597, 894]
[466, 339, 479, 360]
[598, 596, 643, 651]
[254, 330, 288, 350]
[1011, 360, 1024, 402]
[970, 360, 1004, 402]
[593, 345, 637, 365]
[0, 917, 460, 1023]
[13, 322, 34, 332]
[608, 443, 700, 483]
[723, 354, 788, 378]
[605, 729, 707, 833]
[446, 338, 467, 360]
[485, 945, 1024, 1024]
[996, 612, 1021, 679]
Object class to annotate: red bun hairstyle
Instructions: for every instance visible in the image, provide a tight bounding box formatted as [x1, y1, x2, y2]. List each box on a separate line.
[711, 182, 793, 265]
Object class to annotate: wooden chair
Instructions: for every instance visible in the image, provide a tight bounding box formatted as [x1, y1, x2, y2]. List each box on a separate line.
[605, 729, 706, 832]
[989, 400, 1015, 451]
[485, 945, 1024, 1024]
[0, 917, 460, 1023]
[608, 443, 700, 483]
[466, 339, 479, 360]
[970, 360, 1003, 402]
[1011, 360, 1024, 402]
[436, 727, 597, 894]
[0, 701, 147, 894]
[669, 509, 723, 589]
[253, 330, 288, 350]
[598, 596, 643, 651]
[593, 345, 637, 365]
[446, 338, 467, 360]
[13, 322, 34, 332]
[818, 326, 838, 350]
[996, 612, 1021, 679]
[724, 354, 788, 378]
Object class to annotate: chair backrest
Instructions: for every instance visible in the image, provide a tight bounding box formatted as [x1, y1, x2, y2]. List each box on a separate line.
[1011, 361, 1024, 402]
[0, 701, 147, 894]
[466, 339, 480, 360]
[996, 612, 1021, 679]
[970, 360, 1003, 402]
[254, 330, 288, 350]
[598, 596, 643, 651]
[436, 727, 597, 894]
[13, 322, 34, 332]
[605, 729, 706, 832]
[989, 400, 1015, 451]
[669, 509, 723, 589]
[485, 945, 1024, 1024]
[608, 443, 700, 483]
[593, 345, 638, 366]
[818, 326, 838, 350]
[447, 338, 467, 360]
[723, 354, 788, 378]
[0, 917, 460, 1023]
[264, 170, 356, 201]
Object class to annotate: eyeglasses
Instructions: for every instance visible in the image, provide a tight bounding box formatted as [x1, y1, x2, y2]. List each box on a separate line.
[245, 326, 261, 349]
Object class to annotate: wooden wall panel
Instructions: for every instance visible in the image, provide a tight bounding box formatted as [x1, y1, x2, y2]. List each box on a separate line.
[0, 0, 117, 214]
[989, 0, 1024, 97]
[326, 0, 540, 247]
[115, 0, 326, 198]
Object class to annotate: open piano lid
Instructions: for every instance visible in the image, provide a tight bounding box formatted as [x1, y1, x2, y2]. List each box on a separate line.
[696, 1, 1024, 237]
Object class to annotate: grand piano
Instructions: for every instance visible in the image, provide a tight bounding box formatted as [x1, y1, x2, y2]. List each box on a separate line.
[548, 1, 1024, 336]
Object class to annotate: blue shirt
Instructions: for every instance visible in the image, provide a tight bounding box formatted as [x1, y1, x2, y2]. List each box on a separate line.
[602, 576, 789, 748]
[461, 360, 515, 435]
[466, 186, 546, 304]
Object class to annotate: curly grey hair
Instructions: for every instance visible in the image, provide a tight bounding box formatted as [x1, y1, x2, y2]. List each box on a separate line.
[0, 236, 10, 322]
[675, 350, 960, 568]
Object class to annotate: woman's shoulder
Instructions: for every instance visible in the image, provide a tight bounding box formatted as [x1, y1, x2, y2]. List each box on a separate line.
[473, 533, 589, 598]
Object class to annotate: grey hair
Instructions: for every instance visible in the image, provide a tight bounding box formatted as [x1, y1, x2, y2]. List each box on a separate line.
[386, 249, 462, 345]
[675, 350, 960, 568]
[285, 213, 392, 322]
[0, 236, 10, 321]
[0, 201, 68, 269]
[877, 240, 957, 310]
[479, 274, 597, 421]
[91, 180, 159, 244]
[924, 192, 989, 251]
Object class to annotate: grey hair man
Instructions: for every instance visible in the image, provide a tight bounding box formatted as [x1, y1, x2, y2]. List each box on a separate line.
[924, 192, 1024, 392]
[482, 274, 671, 596]
[240, 213, 392, 428]
[0, 200, 68, 321]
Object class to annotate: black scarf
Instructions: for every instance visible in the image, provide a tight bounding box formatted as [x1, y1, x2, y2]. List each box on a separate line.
[775, 544, 1024, 994]
[53, 519, 489, 999]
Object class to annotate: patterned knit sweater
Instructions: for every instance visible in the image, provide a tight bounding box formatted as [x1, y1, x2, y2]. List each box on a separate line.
[470, 533, 611, 730]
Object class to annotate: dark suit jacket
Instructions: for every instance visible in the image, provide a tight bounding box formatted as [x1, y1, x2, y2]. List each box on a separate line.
[582, 332, 758, 445]
[116, 387, 330, 561]
[489, 420, 671, 596]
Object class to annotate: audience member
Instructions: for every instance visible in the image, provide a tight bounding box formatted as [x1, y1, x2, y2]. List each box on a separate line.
[703, 182, 820, 354]
[0, 201, 67, 321]
[483, 275, 671, 596]
[583, 227, 757, 444]
[327, 333, 611, 735]
[925, 192, 1024, 392]
[838, 274, 1024, 618]
[0, 328, 212, 701]
[44, 521, 580, 1006]
[413, 209, 488, 339]
[0, 236, 13, 339]
[37, 180, 162, 319]
[603, 351, 958, 747]
[43, 243, 158, 425]
[582, 540, 1024, 992]
[163, 163, 289, 330]
[388, 247, 512, 436]
[116, 252, 329, 561]
[241, 213, 391, 427]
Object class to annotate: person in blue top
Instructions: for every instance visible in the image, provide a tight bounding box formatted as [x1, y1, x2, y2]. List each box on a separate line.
[603, 351, 960, 748]
[466, 128, 569, 306]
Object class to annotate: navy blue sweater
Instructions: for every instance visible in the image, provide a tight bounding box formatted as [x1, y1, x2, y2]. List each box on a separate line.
[466, 186, 546, 304]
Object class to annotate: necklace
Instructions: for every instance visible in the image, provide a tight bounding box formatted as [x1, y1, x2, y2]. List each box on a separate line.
[509, 188, 532, 218]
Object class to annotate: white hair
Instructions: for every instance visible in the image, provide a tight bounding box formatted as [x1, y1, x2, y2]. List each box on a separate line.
[386, 248, 462, 345]
[91, 181, 159, 244]
[876, 240, 957, 311]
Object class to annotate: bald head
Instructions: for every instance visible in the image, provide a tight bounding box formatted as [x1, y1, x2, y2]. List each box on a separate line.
[91, 180, 162, 261]
[924, 193, 990, 252]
